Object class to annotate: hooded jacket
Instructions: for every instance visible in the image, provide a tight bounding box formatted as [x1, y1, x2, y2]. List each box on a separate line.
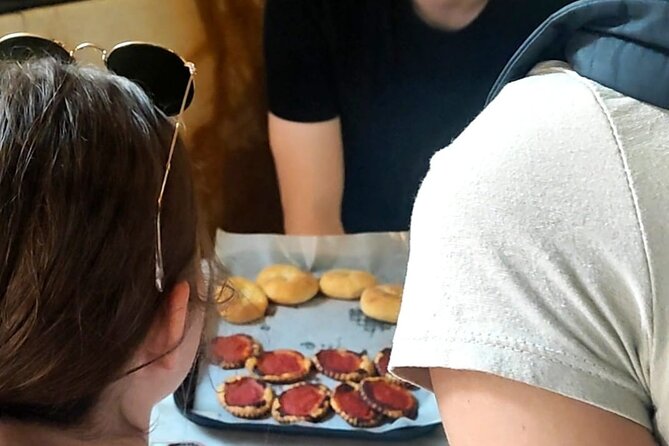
[488, 0, 669, 109]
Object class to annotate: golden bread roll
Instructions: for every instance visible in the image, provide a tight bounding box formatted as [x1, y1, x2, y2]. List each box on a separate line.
[256, 264, 319, 305]
[360, 284, 402, 324]
[217, 276, 268, 324]
[319, 269, 377, 300]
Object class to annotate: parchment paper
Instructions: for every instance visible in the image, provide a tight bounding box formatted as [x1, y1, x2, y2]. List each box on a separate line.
[191, 231, 440, 435]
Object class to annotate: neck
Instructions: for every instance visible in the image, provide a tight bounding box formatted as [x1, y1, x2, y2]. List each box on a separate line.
[414, 0, 489, 31]
[0, 418, 147, 446]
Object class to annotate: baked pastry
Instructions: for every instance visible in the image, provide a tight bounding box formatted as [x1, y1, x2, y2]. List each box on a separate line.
[373, 347, 392, 378]
[217, 276, 268, 324]
[246, 349, 312, 384]
[313, 349, 374, 382]
[331, 383, 383, 427]
[374, 347, 418, 389]
[360, 377, 418, 420]
[271, 383, 330, 424]
[319, 269, 377, 300]
[217, 376, 274, 419]
[209, 334, 261, 369]
[360, 284, 403, 323]
[256, 264, 319, 306]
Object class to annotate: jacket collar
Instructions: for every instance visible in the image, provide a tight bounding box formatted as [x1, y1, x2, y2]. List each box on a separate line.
[488, 0, 669, 109]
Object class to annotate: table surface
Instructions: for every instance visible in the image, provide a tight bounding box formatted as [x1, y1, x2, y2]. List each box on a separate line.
[150, 397, 448, 446]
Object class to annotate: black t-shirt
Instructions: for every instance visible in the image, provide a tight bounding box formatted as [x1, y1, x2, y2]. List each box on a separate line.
[265, 0, 572, 233]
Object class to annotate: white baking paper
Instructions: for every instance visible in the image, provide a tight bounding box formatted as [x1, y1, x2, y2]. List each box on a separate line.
[190, 230, 440, 435]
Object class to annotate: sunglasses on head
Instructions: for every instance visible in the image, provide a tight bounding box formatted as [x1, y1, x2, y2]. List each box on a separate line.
[0, 33, 197, 293]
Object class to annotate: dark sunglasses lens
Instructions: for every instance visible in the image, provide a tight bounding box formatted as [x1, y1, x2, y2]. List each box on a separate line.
[107, 44, 193, 116]
[0, 35, 70, 61]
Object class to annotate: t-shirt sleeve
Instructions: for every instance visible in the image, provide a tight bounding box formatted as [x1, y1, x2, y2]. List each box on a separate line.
[389, 69, 655, 429]
[264, 0, 338, 122]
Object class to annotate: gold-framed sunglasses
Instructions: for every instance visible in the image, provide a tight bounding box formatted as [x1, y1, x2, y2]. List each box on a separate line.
[0, 32, 196, 293]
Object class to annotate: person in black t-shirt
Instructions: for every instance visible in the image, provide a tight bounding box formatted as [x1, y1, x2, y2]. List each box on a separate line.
[265, 0, 572, 234]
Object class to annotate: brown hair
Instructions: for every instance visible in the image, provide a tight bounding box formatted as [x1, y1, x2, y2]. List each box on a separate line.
[0, 58, 203, 425]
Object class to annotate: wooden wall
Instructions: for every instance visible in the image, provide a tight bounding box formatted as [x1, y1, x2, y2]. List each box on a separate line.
[0, 0, 283, 236]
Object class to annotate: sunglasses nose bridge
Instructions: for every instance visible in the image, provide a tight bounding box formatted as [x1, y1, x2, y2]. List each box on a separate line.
[71, 42, 107, 61]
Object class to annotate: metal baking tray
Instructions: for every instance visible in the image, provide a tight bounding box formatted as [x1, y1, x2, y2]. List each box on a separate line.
[174, 231, 440, 441]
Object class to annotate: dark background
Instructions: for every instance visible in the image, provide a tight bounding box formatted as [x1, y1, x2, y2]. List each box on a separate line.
[0, 0, 84, 14]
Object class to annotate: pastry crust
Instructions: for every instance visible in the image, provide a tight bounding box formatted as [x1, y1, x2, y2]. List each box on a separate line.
[360, 284, 403, 324]
[319, 269, 377, 300]
[271, 383, 331, 424]
[313, 349, 374, 382]
[331, 383, 383, 428]
[209, 334, 261, 369]
[217, 376, 274, 419]
[256, 264, 319, 305]
[246, 349, 312, 384]
[360, 377, 418, 420]
[217, 276, 268, 324]
[374, 348, 418, 389]
[373, 348, 392, 378]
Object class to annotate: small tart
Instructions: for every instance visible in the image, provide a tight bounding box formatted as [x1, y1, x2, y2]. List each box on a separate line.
[217, 376, 274, 419]
[313, 349, 374, 382]
[374, 348, 391, 378]
[209, 334, 261, 369]
[246, 349, 312, 384]
[331, 383, 383, 427]
[360, 377, 418, 420]
[374, 348, 418, 389]
[271, 383, 331, 424]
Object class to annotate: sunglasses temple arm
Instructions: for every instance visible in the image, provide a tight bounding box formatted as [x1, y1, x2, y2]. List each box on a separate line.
[155, 70, 196, 292]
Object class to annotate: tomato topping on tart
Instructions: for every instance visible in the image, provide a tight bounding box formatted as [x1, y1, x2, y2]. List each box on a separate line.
[246, 349, 312, 384]
[331, 383, 382, 427]
[210, 334, 261, 369]
[272, 383, 330, 424]
[360, 377, 418, 420]
[217, 376, 274, 419]
[313, 349, 374, 382]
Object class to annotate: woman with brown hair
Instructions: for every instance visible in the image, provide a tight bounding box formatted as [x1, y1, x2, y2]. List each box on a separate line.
[0, 55, 215, 445]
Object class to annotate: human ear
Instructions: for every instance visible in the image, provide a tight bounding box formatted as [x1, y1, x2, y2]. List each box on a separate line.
[140, 281, 191, 370]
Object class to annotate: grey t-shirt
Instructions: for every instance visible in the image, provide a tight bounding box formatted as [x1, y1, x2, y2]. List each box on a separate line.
[390, 63, 668, 444]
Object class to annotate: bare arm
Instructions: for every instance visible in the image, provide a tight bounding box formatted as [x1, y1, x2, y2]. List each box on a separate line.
[430, 368, 658, 446]
[268, 113, 345, 235]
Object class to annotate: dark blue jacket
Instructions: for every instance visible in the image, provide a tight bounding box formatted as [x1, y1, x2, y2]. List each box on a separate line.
[489, 0, 669, 110]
